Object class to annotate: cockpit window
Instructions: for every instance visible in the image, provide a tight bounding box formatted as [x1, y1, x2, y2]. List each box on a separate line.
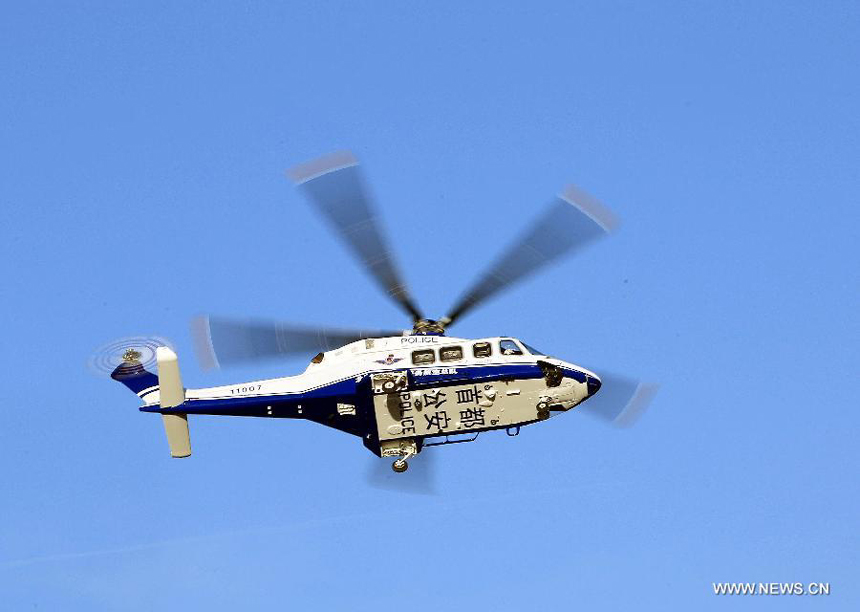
[311, 352, 324, 364]
[412, 349, 435, 365]
[473, 342, 492, 358]
[521, 342, 544, 356]
[440, 346, 463, 362]
[499, 339, 523, 356]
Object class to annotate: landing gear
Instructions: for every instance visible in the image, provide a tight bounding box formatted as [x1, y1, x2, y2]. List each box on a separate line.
[391, 444, 416, 473]
[537, 398, 551, 421]
[381, 438, 418, 474]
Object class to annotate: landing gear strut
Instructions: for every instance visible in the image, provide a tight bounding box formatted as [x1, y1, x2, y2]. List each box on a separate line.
[391, 446, 416, 473]
[381, 439, 418, 474]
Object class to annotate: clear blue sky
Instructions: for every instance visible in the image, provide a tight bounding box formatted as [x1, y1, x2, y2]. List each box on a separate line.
[1, 2, 857, 609]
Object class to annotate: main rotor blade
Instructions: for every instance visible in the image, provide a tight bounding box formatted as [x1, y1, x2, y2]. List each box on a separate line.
[580, 371, 658, 428]
[442, 185, 618, 327]
[191, 315, 402, 370]
[287, 151, 423, 322]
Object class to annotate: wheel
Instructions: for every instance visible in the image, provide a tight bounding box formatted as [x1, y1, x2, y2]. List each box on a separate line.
[382, 380, 397, 393]
[537, 400, 549, 411]
[392, 459, 408, 473]
[537, 407, 550, 421]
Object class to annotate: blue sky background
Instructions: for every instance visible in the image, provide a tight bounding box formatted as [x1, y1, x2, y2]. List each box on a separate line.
[1, 2, 858, 609]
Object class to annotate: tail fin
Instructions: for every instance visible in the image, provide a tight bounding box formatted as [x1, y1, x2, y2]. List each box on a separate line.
[111, 361, 160, 402]
[156, 347, 191, 458]
[111, 347, 192, 458]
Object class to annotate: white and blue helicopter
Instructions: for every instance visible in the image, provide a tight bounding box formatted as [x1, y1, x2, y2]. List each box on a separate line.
[107, 151, 655, 475]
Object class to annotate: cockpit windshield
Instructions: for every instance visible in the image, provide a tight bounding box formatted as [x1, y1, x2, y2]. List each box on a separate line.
[521, 342, 544, 356]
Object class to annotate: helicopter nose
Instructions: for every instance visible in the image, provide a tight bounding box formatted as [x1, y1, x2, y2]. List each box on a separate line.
[586, 375, 602, 397]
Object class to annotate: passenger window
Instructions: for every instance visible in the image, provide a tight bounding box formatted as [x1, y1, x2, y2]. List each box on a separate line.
[412, 349, 435, 365]
[499, 339, 523, 356]
[473, 342, 492, 358]
[440, 346, 463, 362]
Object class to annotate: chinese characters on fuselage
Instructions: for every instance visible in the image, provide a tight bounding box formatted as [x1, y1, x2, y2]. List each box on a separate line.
[411, 367, 458, 377]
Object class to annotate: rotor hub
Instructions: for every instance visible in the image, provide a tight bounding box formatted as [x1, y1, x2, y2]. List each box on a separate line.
[122, 348, 143, 363]
[411, 319, 446, 336]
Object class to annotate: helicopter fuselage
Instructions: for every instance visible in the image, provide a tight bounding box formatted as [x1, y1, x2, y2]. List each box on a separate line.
[137, 335, 601, 458]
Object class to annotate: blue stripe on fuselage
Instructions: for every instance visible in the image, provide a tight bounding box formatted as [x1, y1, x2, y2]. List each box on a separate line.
[140, 361, 589, 415]
[557, 366, 588, 383]
[140, 377, 358, 415]
[408, 362, 544, 387]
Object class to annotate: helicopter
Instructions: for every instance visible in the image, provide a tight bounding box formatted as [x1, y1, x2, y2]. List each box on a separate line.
[107, 150, 656, 473]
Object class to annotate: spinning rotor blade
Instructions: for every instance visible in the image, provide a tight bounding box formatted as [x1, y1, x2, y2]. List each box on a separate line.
[87, 335, 175, 378]
[582, 371, 658, 428]
[365, 452, 437, 495]
[191, 315, 402, 370]
[287, 151, 423, 322]
[442, 185, 618, 327]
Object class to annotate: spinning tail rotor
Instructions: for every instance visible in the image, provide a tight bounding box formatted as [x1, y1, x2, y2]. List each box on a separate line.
[88, 335, 175, 378]
[90, 337, 191, 458]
